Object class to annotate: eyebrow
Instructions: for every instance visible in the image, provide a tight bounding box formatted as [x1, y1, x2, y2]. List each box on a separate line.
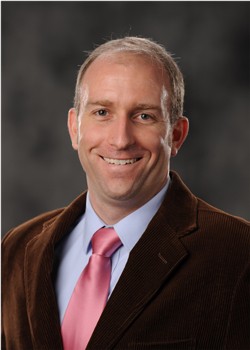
[85, 101, 162, 111]
[85, 100, 114, 108]
[133, 103, 162, 112]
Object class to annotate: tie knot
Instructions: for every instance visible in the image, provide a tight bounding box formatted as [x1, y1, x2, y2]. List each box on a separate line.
[91, 227, 122, 257]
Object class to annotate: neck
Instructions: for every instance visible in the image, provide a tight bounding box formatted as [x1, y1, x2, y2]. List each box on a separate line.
[88, 180, 169, 225]
[89, 197, 141, 225]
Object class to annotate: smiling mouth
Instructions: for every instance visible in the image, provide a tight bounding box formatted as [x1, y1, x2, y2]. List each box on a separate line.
[102, 157, 141, 165]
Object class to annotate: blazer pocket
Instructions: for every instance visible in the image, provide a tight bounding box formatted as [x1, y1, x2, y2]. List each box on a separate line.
[128, 338, 196, 349]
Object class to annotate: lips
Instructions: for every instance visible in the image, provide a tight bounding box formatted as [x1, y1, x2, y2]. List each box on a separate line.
[102, 157, 141, 165]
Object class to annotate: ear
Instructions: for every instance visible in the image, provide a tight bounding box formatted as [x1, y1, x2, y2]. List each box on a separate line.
[170, 117, 189, 157]
[68, 108, 79, 150]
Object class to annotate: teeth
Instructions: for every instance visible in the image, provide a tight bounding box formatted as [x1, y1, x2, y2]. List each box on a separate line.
[103, 157, 138, 165]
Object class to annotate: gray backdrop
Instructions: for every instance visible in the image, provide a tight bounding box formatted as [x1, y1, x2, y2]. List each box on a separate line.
[2, 2, 250, 234]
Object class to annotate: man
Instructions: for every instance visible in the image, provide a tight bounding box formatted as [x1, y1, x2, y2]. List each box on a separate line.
[2, 37, 249, 350]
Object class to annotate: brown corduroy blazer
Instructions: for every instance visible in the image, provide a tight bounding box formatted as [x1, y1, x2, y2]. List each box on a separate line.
[2, 171, 250, 349]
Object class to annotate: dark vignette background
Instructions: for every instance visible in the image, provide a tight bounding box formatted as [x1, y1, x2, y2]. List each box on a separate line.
[2, 1, 250, 234]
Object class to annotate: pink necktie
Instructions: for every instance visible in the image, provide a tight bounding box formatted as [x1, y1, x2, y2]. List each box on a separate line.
[61, 227, 122, 350]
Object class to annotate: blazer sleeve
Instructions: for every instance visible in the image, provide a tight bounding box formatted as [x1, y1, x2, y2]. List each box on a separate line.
[2, 228, 36, 350]
[224, 261, 250, 348]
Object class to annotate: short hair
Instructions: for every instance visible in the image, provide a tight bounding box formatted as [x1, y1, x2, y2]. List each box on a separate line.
[74, 36, 184, 124]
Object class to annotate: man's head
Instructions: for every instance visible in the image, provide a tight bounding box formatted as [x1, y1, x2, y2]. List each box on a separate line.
[74, 36, 184, 125]
[68, 37, 189, 222]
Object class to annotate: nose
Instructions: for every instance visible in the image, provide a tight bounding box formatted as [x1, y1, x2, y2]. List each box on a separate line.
[108, 114, 136, 150]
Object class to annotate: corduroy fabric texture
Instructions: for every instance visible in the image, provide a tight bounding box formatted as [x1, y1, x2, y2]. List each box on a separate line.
[2, 171, 250, 349]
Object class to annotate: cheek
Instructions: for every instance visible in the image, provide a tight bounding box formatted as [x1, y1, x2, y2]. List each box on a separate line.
[145, 127, 171, 155]
[159, 138, 172, 160]
[163, 133, 172, 150]
[141, 134, 170, 165]
[152, 126, 172, 158]
[78, 119, 97, 148]
[77, 124, 92, 160]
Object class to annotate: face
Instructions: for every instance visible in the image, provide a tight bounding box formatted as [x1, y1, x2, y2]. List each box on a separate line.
[68, 53, 188, 210]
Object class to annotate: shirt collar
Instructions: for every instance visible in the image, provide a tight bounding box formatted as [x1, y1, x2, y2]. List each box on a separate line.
[82, 196, 105, 254]
[83, 177, 170, 254]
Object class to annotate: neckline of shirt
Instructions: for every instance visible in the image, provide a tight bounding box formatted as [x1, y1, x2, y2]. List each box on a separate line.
[83, 177, 170, 254]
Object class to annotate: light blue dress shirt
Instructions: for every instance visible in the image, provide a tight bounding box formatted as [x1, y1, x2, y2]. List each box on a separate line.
[55, 179, 169, 323]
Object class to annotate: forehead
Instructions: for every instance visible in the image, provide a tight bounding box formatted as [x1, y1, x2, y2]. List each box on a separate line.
[78, 53, 171, 118]
[81, 52, 170, 89]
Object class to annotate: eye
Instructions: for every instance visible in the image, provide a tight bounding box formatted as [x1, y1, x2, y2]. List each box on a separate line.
[137, 113, 153, 122]
[140, 113, 151, 120]
[95, 109, 108, 117]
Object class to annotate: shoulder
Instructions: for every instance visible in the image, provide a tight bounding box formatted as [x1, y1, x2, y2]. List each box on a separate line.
[2, 208, 65, 254]
[196, 197, 250, 254]
[2, 191, 87, 251]
[168, 171, 249, 242]
[197, 197, 250, 229]
[2, 192, 87, 284]
[169, 171, 249, 257]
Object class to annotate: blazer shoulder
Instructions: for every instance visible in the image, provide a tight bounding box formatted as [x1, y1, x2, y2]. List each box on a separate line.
[2, 191, 87, 260]
[2, 208, 65, 251]
[197, 197, 250, 225]
[197, 197, 250, 244]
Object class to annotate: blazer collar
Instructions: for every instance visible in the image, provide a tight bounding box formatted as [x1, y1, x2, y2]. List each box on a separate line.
[164, 170, 198, 236]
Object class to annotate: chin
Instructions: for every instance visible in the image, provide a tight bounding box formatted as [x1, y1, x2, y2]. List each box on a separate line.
[106, 191, 134, 202]
[103, 185, 139, 202]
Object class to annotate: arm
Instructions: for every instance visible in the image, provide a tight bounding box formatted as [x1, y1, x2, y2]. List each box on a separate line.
[224, 261, 250, 349]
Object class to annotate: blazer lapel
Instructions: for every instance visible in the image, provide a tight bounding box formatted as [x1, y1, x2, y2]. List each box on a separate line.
[88, 218, 189, 349]
[24, 192, 87, 349]
[23, 171, 197, 349]
[88, 171, 198, 349]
